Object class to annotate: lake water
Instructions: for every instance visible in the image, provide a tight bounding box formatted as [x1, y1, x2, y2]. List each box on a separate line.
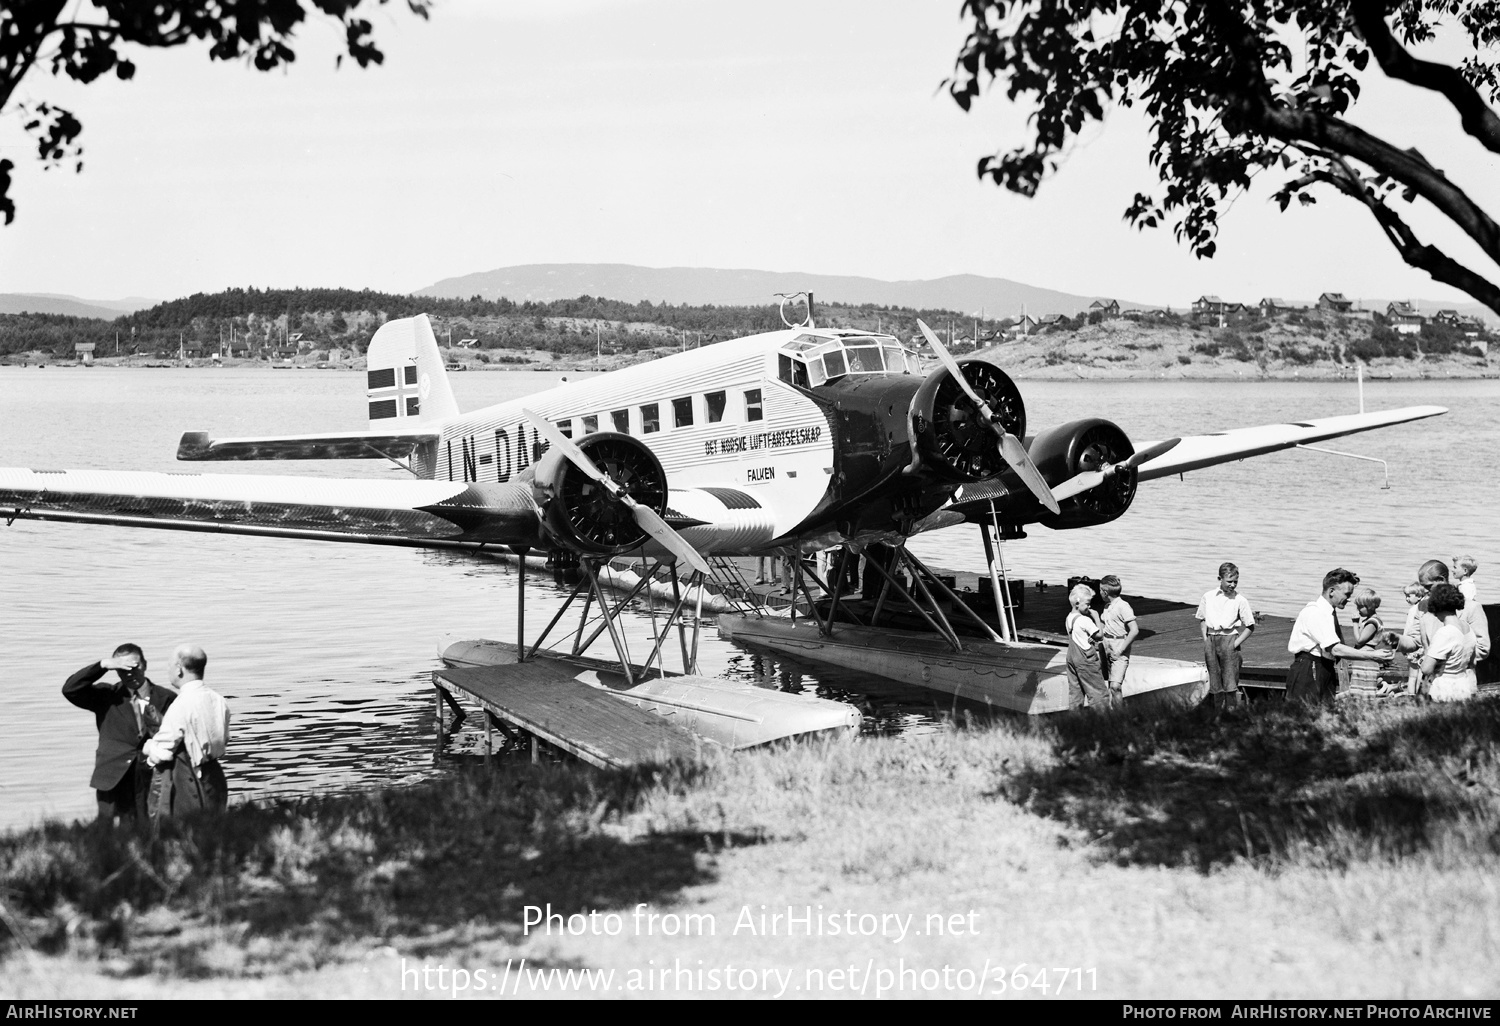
[2, 366, 1493, 832]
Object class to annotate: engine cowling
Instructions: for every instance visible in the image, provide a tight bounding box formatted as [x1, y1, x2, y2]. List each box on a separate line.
[530, 432, 668, 555]
[908, 356, 1026, 483]
[1027, 418, 1138, 529]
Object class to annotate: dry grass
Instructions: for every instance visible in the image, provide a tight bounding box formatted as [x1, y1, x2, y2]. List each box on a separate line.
[3, 696, 1500, 997]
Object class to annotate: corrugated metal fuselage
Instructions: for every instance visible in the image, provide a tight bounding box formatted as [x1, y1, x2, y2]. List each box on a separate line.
[420, 331, 942, 553]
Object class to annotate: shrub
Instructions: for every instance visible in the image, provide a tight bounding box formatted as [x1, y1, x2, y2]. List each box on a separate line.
[1177, 353, 1192, 365]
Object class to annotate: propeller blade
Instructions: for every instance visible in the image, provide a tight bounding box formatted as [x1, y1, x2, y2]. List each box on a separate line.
[628, 502, 712, 575]
[918, 321, 1059, 514]
[1124, 437, 1181, 469]
[522, 409, 711, 575]
[525, 410, 613, 492]
[1049, 439, 1183, 503]
[918, 319, 987, 412]
[1050, 470, 1108, 503]
[1000, 434, 1060, 514]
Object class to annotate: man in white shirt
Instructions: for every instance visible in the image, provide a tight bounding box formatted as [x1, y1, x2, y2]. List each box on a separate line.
[145, 643, 230, 819]
[1286, 569, 1392, 705]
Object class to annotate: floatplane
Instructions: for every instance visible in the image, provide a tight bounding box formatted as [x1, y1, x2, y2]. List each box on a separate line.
[0, 302, 1446, 737]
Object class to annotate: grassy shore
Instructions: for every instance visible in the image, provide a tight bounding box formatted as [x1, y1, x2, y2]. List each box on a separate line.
[4, 695, 1499, 998]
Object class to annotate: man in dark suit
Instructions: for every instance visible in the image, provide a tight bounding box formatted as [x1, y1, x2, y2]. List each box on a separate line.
[63, 644, 177, 825]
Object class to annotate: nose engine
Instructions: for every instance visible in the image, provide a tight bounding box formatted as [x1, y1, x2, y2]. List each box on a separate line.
[909, 356, 1026, 483]
[530, 432, 669, 554]
[1027, 418, 1138, 529]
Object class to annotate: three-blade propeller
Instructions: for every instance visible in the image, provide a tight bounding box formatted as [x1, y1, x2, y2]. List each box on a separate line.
[523, 410, 712, 575]
[917, 319, 1060, 515]
[1050, 438, 1183, 503]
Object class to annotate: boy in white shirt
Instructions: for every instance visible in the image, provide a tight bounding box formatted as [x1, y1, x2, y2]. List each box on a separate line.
[1195, 562, 1256, 710]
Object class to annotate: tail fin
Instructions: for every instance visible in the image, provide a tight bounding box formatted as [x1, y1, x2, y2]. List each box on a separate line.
[365, 315, 460, 428]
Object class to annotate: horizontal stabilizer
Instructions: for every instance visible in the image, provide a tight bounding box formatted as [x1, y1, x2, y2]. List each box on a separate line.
[177, 429, 438, 462]
[1134, 405, 1447, 480]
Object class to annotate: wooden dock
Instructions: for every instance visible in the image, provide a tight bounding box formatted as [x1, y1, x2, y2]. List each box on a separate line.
[434, 659, 705, 770]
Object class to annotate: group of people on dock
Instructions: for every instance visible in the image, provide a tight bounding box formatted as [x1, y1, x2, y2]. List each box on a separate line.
[64, 642, 231, 829]
[1279, 556, 1488, 707]
[1062, 556, 1489, 711]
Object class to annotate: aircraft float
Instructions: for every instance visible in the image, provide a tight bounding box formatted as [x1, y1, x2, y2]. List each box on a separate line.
[0, 307, 1446, 730]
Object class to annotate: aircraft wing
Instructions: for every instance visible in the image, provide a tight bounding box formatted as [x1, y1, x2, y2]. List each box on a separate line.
[1133, 405, 1447, 480]
[176, 429, 439, 462]
[0, 468, 543, 550]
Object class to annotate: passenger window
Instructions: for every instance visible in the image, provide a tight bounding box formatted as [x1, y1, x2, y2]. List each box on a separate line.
[582, 414, 599, 434]
[673, 396, 693, 428]
[611, 409, 629, 433]
[557, 419, 573, 438]
[705, 391, 727, 423]
[823, 349, 847, 379]
[778, 354, 795, 384]
[640, 403, 660, 434]
[745, 389, 763, 422]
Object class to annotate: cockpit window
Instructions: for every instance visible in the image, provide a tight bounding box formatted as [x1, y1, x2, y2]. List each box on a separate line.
[778, 354, 810, 388]
[845, 346, 882, 373]
[778, 332, 914, 385]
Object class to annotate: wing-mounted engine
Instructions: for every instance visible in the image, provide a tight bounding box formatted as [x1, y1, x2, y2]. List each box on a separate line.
[1027, 418, 1138, 529]
[530, 432, 668, 555]
[908, 355, 1026, 483]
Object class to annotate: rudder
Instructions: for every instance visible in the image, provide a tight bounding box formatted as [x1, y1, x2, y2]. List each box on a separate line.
[365, 315, 460, 428]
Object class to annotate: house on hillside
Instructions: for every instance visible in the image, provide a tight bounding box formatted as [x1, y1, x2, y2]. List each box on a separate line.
[1015, 313, 1040, 335]
[1318, 292, 1354, 313]
[1088, 299, 1120, 318]
[1259, 297, 1301, 317]
[1434, 310, 1487, 337]
[1192, 296, 1246, 324]
[1386, 301, 1425, 335]
[1038, 313, 1071, 329]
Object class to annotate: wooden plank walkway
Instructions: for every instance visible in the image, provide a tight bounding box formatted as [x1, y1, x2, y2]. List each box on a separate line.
[435, 662, 705, 770]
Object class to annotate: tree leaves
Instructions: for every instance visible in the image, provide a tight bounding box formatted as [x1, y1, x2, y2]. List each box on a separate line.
[949, 0, 1500, 314]
[0, 1, 433, 223]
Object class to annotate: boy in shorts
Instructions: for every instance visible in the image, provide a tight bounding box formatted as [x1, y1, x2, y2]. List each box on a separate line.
[1099, 575, 1138, 702]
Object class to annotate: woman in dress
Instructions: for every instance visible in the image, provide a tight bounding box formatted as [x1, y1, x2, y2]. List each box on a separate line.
[1421, 583, 1478, 703]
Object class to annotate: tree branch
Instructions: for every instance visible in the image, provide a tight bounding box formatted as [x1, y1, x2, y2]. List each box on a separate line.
[1202, 0, 1500, 270]
[1349, 0, 1500, 155]
[1310, 158, 1500, 316]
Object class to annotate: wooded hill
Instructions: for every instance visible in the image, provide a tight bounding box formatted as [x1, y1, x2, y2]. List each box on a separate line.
[0, 287, 1001, 359]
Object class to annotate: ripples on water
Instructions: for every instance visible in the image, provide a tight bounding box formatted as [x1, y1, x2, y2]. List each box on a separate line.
[2, 367, 1493, 832]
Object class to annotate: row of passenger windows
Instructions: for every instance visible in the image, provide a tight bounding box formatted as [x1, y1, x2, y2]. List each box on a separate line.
[557, 388, 763, 439]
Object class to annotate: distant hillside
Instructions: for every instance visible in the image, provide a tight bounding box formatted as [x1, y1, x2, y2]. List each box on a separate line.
[0, 294, 157, 318]
[415, 264, 1134, 319]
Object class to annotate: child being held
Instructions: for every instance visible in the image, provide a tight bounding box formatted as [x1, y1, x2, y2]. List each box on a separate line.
[1384, 581, 1428, 696]
[1453, 555, 1480, 608]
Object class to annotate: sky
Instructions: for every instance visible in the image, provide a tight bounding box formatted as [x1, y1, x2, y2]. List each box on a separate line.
[2, 0, 1499, 310]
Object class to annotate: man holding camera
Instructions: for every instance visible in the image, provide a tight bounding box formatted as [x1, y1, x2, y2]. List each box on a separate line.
[63, 644, 178, 825]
